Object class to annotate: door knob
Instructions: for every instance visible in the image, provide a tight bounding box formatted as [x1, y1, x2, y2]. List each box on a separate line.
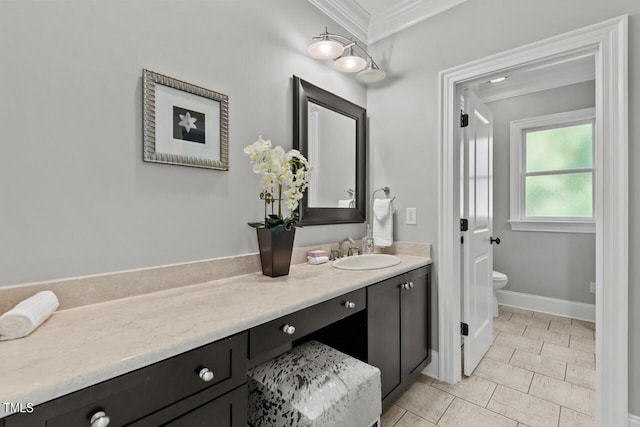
[490, 237, 501, 245]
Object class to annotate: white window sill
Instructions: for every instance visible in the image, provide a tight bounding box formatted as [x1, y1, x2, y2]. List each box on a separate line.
[508, 220, 595, 234]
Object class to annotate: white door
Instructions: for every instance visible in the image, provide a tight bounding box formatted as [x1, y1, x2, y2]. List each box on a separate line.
[461, 88, 494, 376]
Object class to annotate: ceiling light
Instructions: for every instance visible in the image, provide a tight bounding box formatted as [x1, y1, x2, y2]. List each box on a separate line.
[489, 76, 508, 83]
[308, 28, 385, 83]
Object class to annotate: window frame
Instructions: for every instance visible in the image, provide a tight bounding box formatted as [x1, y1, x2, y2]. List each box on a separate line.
[509, 107, 596, 233]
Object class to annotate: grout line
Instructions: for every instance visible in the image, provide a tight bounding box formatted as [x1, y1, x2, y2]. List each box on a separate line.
[485, 381, 499, 409]
[435, 393, 456, 425]
[456, 392, 521, 425]
[518, 324, 526, 336]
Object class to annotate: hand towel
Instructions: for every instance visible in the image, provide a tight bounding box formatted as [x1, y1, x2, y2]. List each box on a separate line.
[308, 256, 329, 265]
[0, 291, 59, 340]
[373, 198, 393, 247]
[307, 250, 327, 258]
[338, 199, 354, 208]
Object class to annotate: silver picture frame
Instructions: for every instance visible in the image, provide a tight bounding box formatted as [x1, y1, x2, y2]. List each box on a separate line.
[142, 69, 229, 170]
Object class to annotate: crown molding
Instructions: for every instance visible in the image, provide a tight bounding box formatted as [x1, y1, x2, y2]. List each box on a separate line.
[307, 0, 370, 43]
[368, 0, 468, 43]
[308, 0, 468, 44]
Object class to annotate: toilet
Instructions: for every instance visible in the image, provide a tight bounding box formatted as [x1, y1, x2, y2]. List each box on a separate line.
[492, 271, 508, 317]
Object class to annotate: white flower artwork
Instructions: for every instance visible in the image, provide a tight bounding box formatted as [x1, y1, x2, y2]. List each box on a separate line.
[178, 111, 197, 133]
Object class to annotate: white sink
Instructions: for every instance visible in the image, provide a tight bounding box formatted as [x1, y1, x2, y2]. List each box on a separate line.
[332, 254, 401, 270]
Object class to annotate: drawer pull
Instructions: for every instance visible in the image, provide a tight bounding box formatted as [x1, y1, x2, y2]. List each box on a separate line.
[89, 411, 110, 427]
[282, 324, 296, 335]
[343, 301, 356, 309]
[198, 367, 215, 382]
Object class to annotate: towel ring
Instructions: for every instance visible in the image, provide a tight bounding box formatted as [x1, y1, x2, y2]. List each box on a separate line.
[372, 186, 396, 202]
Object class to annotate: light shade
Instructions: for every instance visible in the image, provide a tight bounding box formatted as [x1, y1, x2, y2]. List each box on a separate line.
[357, 65, 386, 84]
[334, 49, 367, 73]
[308, 39, 344, 60]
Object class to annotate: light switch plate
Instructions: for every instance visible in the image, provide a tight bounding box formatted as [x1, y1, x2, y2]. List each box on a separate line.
[406, 208, 417, 225]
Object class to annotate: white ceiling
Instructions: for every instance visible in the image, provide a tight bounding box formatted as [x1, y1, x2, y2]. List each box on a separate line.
[308, 0, 468, 44]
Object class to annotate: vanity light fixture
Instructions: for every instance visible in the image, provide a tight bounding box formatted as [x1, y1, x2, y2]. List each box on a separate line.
[308, 28, 386, 84]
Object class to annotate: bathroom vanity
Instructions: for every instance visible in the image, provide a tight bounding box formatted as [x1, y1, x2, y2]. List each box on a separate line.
[0, 255, 431, 426]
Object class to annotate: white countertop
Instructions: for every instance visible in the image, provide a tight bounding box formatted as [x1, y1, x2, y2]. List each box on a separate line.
[0, 255, 431, 418]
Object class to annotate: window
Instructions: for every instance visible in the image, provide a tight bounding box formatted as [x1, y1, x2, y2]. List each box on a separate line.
[509, 108, 595, 233]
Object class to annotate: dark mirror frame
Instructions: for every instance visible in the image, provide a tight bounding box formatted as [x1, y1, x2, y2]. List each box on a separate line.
[293, 76, 367, 225]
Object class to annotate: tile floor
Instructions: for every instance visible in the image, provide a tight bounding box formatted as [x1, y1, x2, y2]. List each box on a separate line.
[381, 305, 596, 427]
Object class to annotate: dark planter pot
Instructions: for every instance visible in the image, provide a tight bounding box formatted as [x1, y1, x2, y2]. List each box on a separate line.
[256, 228, 296, 277]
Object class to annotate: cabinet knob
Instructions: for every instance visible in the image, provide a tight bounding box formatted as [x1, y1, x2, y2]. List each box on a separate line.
[198, 367, 215, 382]
[343, 301, 356, 309]
[90, 411, 110, 427]
[401, 282, 409, 290]
[282, 324, 296, 335]
[409, 281, 414, 289]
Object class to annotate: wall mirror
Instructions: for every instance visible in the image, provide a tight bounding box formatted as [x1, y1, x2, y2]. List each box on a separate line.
[293, 76, 366, 225]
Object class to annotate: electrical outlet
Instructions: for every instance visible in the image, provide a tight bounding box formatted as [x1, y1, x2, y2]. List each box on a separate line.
[590, 281, 596, 293]
[406, 208, 417, 225]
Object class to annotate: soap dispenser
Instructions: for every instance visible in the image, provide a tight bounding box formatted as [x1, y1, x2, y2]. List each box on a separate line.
[362, 223, 374, 254]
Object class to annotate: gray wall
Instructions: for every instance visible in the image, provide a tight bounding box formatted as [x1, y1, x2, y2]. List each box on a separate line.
[490, 81, 596, 304]
[0, 0, 367, 286]
[367, 0, 639, 415]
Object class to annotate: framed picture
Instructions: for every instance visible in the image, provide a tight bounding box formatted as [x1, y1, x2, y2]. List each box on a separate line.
[143, 69, 229, 170]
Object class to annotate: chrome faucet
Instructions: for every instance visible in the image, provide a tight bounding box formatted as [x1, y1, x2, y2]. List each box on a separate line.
[337, 237, 355, 258]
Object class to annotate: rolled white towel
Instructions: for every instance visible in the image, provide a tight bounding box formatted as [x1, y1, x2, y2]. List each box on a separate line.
[0, 291, 59, 340]
[307, 256, 329, 265]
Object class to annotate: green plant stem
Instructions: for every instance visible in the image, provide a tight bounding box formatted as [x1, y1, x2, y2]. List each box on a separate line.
[264, 197, 267, 226]
[278, 184, 282, 218]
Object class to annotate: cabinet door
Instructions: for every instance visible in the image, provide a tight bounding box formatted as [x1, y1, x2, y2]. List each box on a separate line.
[367, 275, 402, 399]
[401, 266, 430, 378]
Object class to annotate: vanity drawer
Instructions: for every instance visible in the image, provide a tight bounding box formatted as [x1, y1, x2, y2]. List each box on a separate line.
[249, 288, 365, 359]
[5, 332, 247, 427]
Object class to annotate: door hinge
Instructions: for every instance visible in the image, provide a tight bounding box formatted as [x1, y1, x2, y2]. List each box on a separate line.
[460, 218, 469, 231]
[460, 110, 469, 128]
[461, 322, 469, 336]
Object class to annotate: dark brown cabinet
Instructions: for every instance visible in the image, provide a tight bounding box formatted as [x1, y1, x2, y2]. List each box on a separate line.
[4, 333, 247, 427]
[367, 265, 431, 407]
[1, 263, 432, 426]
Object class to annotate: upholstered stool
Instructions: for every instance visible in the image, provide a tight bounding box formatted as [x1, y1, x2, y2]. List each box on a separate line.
[248, 340, 381, 427]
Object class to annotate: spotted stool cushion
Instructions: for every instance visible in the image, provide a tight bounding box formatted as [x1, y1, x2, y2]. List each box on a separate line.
[247, 340, 381, 427]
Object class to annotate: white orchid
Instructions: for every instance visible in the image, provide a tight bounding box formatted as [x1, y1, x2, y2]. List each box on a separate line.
[244, 136, 311, 230]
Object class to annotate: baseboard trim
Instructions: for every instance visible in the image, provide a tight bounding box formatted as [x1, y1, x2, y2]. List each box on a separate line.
[629, 413, 640, 427]
[496, 290, 595, 322]
[421, 350, 439, 379]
